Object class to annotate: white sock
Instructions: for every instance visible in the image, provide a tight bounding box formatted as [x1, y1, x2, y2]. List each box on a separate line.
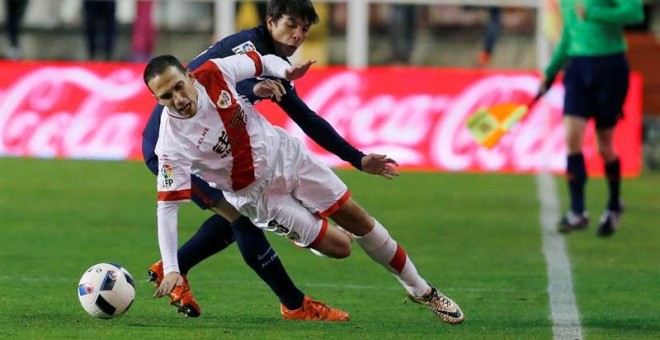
[355, 218, 430, 297]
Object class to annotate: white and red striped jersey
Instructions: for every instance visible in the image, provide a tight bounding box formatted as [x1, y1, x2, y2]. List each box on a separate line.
[154, 51, 292, 274]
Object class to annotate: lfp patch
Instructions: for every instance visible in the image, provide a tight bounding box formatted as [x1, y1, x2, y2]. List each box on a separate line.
[231, 41, 257, 55]
[159, 164, 175, 189]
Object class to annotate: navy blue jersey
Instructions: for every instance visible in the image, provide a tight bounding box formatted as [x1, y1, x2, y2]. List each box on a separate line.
[142, 25, 365, 176]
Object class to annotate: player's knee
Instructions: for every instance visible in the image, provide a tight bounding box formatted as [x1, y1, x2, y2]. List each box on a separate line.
[597, 143, 616, 162]
[315, 232, 352, 259]
[325, 244, 351, 259]
[332, 241, 352, 259]
[332, 200, 374, 237]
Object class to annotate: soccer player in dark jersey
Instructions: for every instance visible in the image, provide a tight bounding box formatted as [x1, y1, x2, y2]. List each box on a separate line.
[142, 0, 396, 320]
[539, 0, 644, 236]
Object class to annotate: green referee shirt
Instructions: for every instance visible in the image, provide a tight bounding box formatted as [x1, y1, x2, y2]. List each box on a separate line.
[544, 0, 645, 82]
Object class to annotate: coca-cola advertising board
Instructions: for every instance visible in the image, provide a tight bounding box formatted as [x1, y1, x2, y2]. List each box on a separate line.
[0, 61, 642, 176]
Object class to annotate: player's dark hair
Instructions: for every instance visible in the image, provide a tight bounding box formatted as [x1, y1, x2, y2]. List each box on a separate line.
[266, 0, 319, 25]
[143, 54, 187, 86]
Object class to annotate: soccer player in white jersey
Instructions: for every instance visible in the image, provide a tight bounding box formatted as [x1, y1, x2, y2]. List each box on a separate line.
[144, 52, 465, 325]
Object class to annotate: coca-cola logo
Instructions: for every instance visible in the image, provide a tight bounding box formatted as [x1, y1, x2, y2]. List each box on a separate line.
[0, 63, 641, 176]
[286, 71, 570, 173]
[0, 65, 147, 159]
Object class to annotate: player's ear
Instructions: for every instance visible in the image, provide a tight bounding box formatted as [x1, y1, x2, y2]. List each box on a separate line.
[186, 71, 195, 83]
[266, 16, 275, 30]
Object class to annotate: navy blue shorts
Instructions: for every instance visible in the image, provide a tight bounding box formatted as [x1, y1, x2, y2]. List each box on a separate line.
[562, 53, 629, 129]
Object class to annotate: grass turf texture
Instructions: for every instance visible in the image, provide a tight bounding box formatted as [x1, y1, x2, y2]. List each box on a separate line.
[0, 158, 658, 339]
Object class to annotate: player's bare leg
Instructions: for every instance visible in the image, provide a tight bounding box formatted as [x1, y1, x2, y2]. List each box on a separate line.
[309, 224, 352, 258]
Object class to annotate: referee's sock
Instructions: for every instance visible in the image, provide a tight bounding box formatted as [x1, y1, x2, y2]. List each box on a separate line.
[567, 153, 587, 214]
[604, 157, 622, 211]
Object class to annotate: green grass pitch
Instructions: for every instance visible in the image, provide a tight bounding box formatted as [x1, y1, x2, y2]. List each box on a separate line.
[1, 157, 659, 339]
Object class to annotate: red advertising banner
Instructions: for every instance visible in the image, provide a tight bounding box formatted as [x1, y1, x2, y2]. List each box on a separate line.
[0, 61, 642, 176]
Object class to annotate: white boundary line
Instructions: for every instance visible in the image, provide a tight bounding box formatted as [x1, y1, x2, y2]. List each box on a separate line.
[536, 172, 583, 340]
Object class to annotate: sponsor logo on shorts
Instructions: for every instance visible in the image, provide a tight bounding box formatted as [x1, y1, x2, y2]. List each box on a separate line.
[287, 231, 301, 242]
[267, 220, 301, 242]
[269, 220, 289, 234]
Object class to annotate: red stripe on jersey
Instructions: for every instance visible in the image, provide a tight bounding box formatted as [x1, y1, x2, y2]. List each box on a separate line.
[193, 61, 256, 191]
[245, 51, 263, 76]
[317, 190, 351, 218]
[389, 244, 407, 274]
[308, 219, 329, 249]
[158, 189, 191, 201]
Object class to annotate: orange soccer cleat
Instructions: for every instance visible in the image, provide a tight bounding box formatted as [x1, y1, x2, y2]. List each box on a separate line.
[169, 276, 201, 317]
[147, 260, 201, 317]
[147, 260, 164, 286]
[281, 296, 350, 322]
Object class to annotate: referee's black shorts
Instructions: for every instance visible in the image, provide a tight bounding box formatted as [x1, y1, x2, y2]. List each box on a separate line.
[563, 53, 629, 129]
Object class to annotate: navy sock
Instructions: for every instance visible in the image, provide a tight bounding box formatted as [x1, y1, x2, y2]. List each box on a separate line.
[604, 158, 621, 211]
[177, 214, 235, 275]
[566, 153, 587, 214]
[231, 216, 305, 310]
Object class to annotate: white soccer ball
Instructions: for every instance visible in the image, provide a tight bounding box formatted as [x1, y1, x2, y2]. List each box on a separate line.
[77, 263, 136, 319]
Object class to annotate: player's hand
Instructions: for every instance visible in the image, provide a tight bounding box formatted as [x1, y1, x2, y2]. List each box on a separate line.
[361, 153, 400, 179]
[285, 60, 316, 81]
[253, 79, 287, 102]
[153, 272, 183, 298]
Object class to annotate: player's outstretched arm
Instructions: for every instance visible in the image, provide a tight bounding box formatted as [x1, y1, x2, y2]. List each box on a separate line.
[361, 154, 400, 179]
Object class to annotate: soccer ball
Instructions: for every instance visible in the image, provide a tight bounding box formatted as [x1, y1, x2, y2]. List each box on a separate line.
[77, 263, 136, 319]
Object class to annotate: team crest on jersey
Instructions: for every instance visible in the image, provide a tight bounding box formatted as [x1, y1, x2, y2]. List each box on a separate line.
[231, 41, 257, 55]
[159, 164, 175, 189]
[217, 90, 232, 109]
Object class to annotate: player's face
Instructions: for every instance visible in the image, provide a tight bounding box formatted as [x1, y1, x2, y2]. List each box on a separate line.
[267, 14, 311, 57]
[148, 66, 198, 118]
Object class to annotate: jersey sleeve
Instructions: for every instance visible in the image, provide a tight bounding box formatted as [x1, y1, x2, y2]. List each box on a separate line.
[543, 21, 570, 82]
[154, 150, 191, 275]
[209, 51, 291, 90]
[157, 201, 180, 275]
[587, 0, 644, 25]
[236, 78, 261, 103]
[156, 156, 192, 202]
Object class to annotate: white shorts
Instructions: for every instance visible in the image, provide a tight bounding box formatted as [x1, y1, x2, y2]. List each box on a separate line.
[224, 129, 350, 247]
